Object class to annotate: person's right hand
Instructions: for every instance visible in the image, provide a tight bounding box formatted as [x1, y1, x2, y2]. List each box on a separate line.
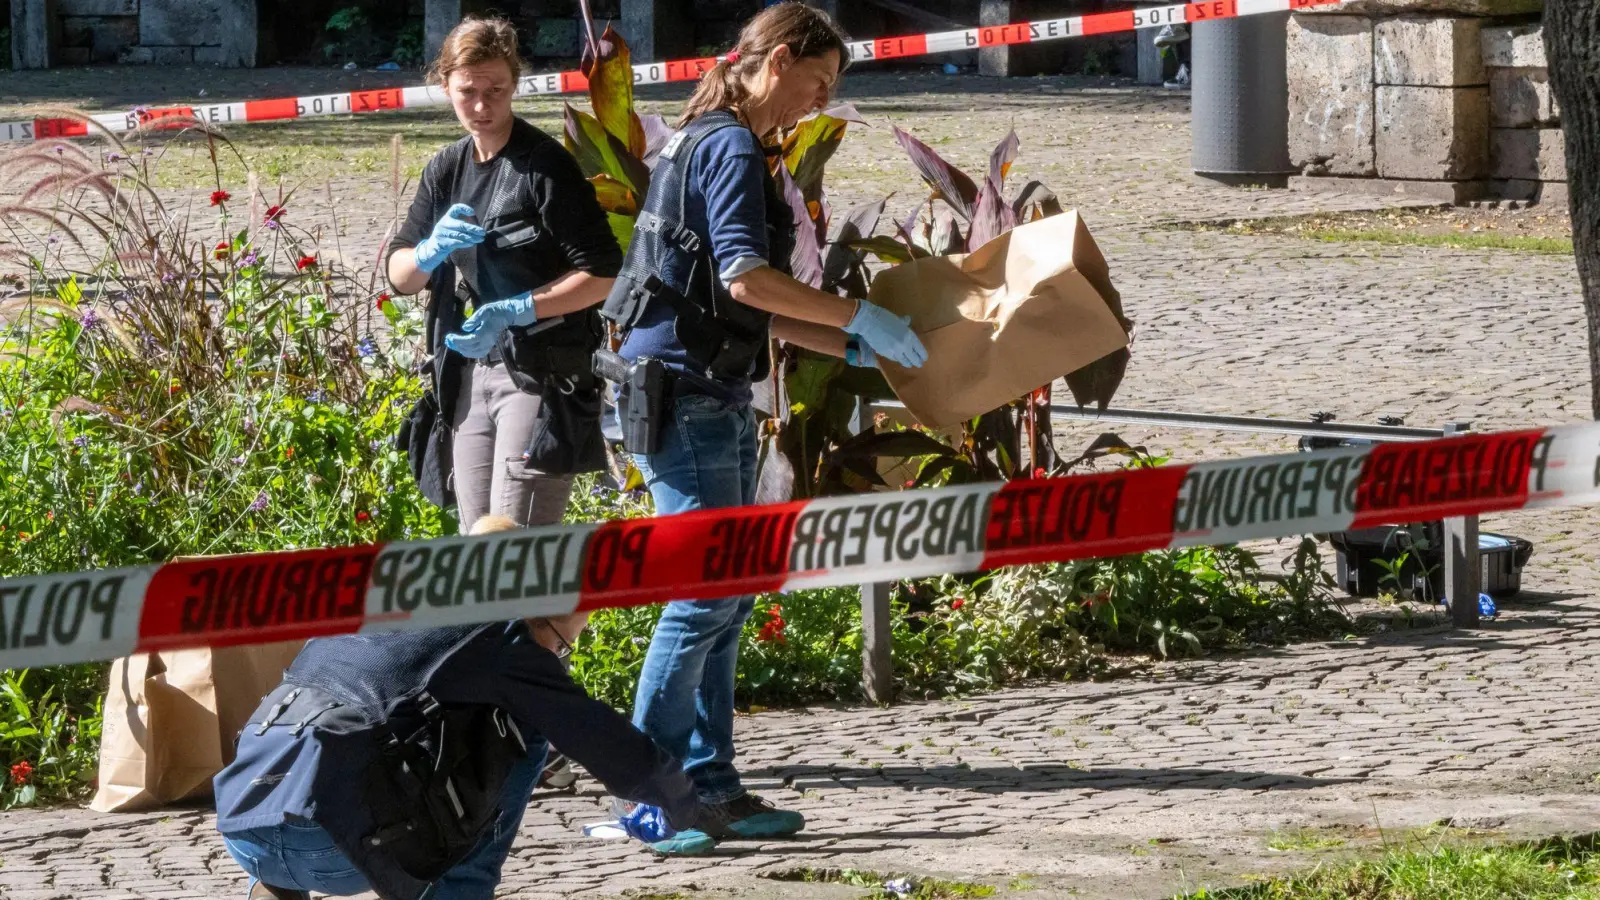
[844, 300, 928, 369]
[414, 203, 485, 274]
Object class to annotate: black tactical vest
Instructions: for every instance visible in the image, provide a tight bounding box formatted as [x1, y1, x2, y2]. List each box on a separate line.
[601, 110, 796, 383]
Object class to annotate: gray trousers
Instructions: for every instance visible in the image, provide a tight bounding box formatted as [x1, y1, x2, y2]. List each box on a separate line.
[450, 360, 573, 532]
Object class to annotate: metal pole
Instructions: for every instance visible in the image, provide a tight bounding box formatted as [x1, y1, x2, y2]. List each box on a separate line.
[861, 582, 894, 704]
[867, 400, 1446, 443]
[1442, 422, 1482, 628]
[851, 397, 894, 703]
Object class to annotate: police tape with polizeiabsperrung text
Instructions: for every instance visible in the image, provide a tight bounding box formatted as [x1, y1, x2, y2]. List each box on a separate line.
[0, 0, 1347, 144]
[0, 421, 1594, 673]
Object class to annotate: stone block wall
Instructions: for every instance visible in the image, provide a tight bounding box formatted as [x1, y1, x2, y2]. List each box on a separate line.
[1482, 23, 1563, 199]
[1288, 2, 1561, 204]
[21, 0, 255, 66]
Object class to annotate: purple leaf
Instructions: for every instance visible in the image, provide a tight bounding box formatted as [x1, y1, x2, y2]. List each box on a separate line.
[822, 196, 888, 294]
[929, 208, 964, 256]
[966, 176, 1017, 252]
[988, 129, 1020, 191]
[892, 127, 979, 221]
[640, 114, 678, 169]
[897, 205, 925, 250]
[777, 166, 823, 288]
[1011, 180, 1063, 223]
[818, 103, 868, 125]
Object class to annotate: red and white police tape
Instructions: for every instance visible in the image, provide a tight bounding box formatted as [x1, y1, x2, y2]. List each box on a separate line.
[0, 0, 1344, 145]
[1, 421, 1595, 672]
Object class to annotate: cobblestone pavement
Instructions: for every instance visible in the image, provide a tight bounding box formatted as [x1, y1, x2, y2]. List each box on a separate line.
[1, 71, 1595, 900]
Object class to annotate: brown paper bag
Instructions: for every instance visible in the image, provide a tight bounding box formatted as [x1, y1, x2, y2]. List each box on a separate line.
[869, 211, 1130, 428]
[91, 641, 304, 812]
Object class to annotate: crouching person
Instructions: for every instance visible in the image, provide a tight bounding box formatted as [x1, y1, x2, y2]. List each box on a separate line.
[212, 515, 697, 900]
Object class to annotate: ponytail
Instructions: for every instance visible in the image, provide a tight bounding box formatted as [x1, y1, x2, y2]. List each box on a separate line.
[677, 2, 849, 128]
[679, 58, 756, 128]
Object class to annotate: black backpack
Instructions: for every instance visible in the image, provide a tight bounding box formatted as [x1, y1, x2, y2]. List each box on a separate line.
[359, 689, 530, 885]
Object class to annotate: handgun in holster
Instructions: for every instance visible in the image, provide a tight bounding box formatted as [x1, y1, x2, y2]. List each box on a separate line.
[593, 349, 668, 456]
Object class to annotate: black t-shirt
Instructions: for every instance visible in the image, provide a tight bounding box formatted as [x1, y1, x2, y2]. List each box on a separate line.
[388, 118, 622, 303]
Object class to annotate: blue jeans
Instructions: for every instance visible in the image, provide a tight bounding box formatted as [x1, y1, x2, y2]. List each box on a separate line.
[222, 747, 545, 899]
[632, 393, 759, 804]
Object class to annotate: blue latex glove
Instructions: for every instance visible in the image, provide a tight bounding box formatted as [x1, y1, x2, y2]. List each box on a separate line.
[414, 203, 485, 274]
[844, 300, 927, 369]
[618, 804, 678, 843]
[845, 338, 876, 368]
[444, 291, 537, 359]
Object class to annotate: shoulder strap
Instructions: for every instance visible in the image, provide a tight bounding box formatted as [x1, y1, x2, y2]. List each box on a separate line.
[665, 111, 749, 220]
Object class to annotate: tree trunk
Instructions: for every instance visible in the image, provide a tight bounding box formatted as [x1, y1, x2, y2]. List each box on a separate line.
[1545, 1, 1600, 419]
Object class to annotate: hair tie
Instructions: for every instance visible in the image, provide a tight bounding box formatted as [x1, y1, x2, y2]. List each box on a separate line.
[725, 50, 742, 64]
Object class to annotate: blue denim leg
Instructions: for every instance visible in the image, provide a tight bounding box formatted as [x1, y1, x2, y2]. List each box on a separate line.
[632, 394, 759, 803]
[430, 743, 547, 900]
[222, 821, 372, 897]
[222, 744, 546, 900]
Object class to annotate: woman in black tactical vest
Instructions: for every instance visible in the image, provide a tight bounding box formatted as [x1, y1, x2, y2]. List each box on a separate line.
[387, 17, 620, 534]
[599, 2, 927, 856]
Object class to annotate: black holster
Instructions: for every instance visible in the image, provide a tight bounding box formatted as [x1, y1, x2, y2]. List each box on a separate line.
[593, 349, 670, 456]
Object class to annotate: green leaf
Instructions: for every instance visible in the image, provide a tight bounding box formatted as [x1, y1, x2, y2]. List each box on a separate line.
[582, 25, 648, 157]
[831, 428, 956, 463]
[563, 104, 651, 199]
[785, 354, 843, 420]
[588, 173, 639, 216]
[606, 212, 635, 255]
[783, 104, 863, 203]
[846, 235, 924, 266]
[55, 275, 83, 307]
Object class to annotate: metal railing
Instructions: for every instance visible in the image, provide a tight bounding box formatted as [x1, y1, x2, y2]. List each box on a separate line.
[854, 402, 1480, 703]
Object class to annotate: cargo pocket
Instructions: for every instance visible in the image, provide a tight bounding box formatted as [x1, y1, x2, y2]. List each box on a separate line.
[500, 460, 573, 527]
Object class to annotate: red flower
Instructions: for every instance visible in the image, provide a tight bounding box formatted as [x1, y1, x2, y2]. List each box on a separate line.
[1032, 467, 1047, 480]
[167, 383, 182, 396]
[209, 190, 231, 206]
[214, 241, 230, 260]
[17, 532, 30, 542]
[951, 597, 966, 611]
[376, 292, 392, 311]
[264, 205, 284, 223]
[284, 447, 295, 459]
[9, 761, 32, 785]
[903, 479, 916, 489]
[356, 511, 371, 523]
[755, 605, 787, 643]
[296, 255, 317, 271]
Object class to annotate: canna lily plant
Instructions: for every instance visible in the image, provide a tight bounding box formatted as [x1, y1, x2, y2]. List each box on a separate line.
[886, 126, 1132, 412]
[560, 5, 672, 252]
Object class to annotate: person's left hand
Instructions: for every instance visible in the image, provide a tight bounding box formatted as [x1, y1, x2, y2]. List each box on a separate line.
[444, 292, 537, 359]
[618, 804, 678, 843]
